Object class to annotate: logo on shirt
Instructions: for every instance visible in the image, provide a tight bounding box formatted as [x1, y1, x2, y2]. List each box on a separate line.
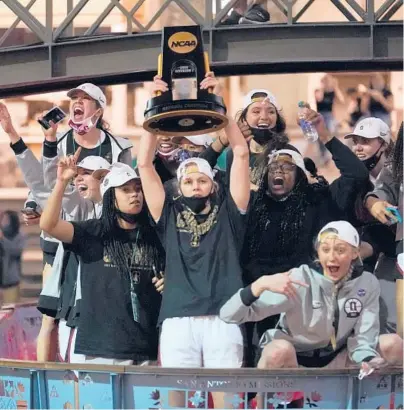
[357, 288, 366, 297]
[103, 251, 116, 268]
[344, 298, 363, 318]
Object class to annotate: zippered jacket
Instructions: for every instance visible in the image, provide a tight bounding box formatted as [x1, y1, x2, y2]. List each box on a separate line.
[220, 263, 380, 365]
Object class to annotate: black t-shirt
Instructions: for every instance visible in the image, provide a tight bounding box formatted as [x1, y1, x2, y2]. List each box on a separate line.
[65, 131, 113, 163]
[154, 191, 246, 324]
[370, 88, 392, 115]
[55, 250, 79, 323]
[316, 91, 335, 113]
[64, 219, 162, 360]
[349, 97, 363, 126]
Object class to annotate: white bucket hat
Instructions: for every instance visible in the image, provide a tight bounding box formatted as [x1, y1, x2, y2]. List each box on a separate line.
[77, 156, 110, 174]
[171, 134, 214, 147]
[176, 158, 214, 182]
[318, 221, 360, 248]
[100, 163, 140, 197]
[344, 117, 391, 143]
[243, 89, 279, 110]
[67, 83, 107, 109]
[267, 149, 307, 173]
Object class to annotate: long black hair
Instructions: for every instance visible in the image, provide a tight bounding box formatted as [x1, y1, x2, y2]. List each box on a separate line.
[100, 188, 165, 276]
[243, 150, 329, 270]
[1, 210, 20, 239]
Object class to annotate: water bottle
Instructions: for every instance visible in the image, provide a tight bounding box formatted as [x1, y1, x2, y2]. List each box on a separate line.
[298, 101, 318, 142]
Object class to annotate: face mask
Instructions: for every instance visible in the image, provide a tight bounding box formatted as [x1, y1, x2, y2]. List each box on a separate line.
[249, 125, 274, 146]
[156, 148, 180, 163]
[181, 195, 210, 214]
[68, 110, 100, 135]
[116, 209, 142, 224]
[176, 149, 200, 162]
[361, 145, 383, 171]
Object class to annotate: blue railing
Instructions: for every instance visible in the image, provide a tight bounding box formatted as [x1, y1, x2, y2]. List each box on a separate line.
[0, 361, 402, 409]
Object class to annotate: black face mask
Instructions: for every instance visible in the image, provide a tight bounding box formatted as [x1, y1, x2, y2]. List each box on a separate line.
[361, 145, 383, 171]
[249, 126, 274, 146]
[116, 209, 142, 224]
[181, 195, 210, 214]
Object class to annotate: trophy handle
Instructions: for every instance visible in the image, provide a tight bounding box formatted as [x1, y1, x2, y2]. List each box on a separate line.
[156, 53, 163, 97]
[204, 52, 213, 94]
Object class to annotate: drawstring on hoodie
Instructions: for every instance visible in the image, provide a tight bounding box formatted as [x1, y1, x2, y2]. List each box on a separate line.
[330, 265, 353, 350]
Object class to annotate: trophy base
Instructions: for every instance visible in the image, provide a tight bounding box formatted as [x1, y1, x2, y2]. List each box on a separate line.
[143, 93, 228, 136]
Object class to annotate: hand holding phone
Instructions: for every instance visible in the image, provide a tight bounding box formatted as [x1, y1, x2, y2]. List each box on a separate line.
[21, 207, 41, 218]
[38, 107, 66, 130]
[386, 207, 402, 224]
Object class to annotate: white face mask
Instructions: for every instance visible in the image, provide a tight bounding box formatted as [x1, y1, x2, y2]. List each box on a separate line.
[68, 110, 101, 135]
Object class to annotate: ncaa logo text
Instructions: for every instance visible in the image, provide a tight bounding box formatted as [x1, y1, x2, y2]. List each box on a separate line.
[168, 32, 198, 54]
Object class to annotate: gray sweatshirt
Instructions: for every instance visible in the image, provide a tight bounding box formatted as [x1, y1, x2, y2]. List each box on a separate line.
[220, 263, 381, 365]
[366, 164, 403, 244]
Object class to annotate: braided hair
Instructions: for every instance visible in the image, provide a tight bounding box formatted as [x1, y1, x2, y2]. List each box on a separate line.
[100, 188, 165, 277]
[244, 155, 329, 269]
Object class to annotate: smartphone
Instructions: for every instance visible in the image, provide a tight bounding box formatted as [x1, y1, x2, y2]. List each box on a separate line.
[21, 207, 41, 218]
[152, 265, 164, 280]
[38, 106, 66, 130]
[386, 207, 403, 224]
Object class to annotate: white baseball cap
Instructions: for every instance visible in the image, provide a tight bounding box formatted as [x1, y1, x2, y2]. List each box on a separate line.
[77, 156, 110, 174]
[318, 221, 360, 248]
[176, 158, 214, 182]
[267, 149, 307, 173]
[344, 117, 391, 143]
[100, 163, 140, 197]
[67, 83, 107, 109]
[243, 89, 279, 110]
[171, 134, 214, 147]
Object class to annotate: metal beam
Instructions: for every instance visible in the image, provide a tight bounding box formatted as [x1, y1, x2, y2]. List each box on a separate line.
[0, 0, 37, 47]
[329, 0, 358, 21]
[375, 0, 396, 20]
[380, 0, 403, 21]
[1, 0, 47, 42]
[0, 23, 401, 99]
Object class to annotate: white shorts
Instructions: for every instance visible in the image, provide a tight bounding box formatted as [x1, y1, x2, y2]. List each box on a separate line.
[58, 320, 86, 364]
[58, 321, 135, 365]
[160, 316, 243, 368]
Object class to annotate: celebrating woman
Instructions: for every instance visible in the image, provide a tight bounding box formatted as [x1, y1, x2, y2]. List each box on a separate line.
[40, 156, 164, 364]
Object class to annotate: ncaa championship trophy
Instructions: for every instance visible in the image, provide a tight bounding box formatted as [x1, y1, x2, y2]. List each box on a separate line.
[143, 25, 228, 136]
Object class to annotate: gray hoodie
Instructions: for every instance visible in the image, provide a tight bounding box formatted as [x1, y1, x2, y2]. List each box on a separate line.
[220, 263, 380, 365]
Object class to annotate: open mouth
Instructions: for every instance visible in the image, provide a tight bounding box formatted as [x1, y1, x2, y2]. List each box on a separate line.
[158, 142, 175, 153]
[327, 265, 340, 274]
[273, 177, 284, 186]
[73, 106, 84, 121]
[77, 184, 88, 194]
[257, 123, 270, 128]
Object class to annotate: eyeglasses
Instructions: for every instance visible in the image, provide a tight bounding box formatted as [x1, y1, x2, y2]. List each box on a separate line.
[268, 163, 296, 174]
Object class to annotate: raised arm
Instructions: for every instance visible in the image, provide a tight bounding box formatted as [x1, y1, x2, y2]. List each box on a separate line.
[220, 271, 304, 324]
[39, 152, 81, 244]
[225, 116, 250, 211]
[137, 132, 165, 222]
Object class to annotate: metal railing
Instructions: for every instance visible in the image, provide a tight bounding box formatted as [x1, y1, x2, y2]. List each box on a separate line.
[0, 360, 402, 409]
[0, 0, 402, 49]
